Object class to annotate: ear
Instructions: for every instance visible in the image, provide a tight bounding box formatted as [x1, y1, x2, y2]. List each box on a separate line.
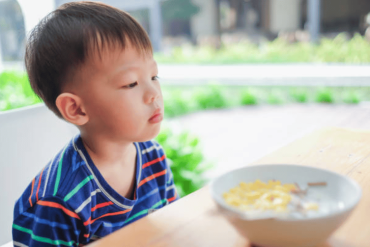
[56, 93, 89, 126]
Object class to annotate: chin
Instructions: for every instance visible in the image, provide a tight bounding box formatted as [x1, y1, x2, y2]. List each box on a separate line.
[136, 125, 161, 142]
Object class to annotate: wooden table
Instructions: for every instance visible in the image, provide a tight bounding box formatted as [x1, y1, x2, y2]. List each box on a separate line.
[88, 127, 370, 247]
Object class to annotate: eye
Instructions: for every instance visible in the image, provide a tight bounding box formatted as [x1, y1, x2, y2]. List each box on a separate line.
[152, 76, 159, 81]
[123, 82, 138, 89]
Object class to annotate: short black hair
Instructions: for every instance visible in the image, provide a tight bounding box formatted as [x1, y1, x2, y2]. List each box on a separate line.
[25, 1, 153, 118]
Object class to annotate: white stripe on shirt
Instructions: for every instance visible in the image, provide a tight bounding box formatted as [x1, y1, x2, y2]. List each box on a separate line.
[13, 241, 28, 247]
[42, 156, 56, 197]
[75, 189, 101, 214]
[141, 145, 162, 154]
[166, 184, 176, 191]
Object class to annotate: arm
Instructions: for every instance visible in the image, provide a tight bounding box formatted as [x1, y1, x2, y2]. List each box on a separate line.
[13, 197, 86, 247]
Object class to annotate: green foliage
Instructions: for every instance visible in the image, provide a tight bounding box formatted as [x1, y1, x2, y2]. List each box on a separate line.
[240, 90, 258, 105]
[0, 71, 41, 111]
[316, 88, 334, 103]
[315, 33, 370, 63]
[155, 33, 370, 64]
[267, 90, 285, 105]
[194, 85, 228, 109]
[163, 90, 193, 117]
[156, 128, 212, 197]
[289, 88, 309, 103]
[163, 85, 235, 117]
[343, 90, 360, 104]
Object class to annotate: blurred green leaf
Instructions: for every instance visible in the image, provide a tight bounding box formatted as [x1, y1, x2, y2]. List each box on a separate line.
[0, 71, 41, 111]
[241, 90, 258, 105]
[289, 88, 309, 103]
[267, 92, 284, 105]
[156, 128, 213, 197]
[343, 90, 360, 104]
[316, 88, 334, 103]
[194, 85, 228, 109]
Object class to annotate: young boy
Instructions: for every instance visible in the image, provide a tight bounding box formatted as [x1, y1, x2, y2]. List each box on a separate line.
[12, 2, 178, 246]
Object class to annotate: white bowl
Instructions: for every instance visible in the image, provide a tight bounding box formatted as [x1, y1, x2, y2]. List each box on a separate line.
[210, 164, 362, 247]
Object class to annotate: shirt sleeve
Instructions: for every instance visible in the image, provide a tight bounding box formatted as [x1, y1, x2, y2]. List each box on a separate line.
[13, 197, 86, 247]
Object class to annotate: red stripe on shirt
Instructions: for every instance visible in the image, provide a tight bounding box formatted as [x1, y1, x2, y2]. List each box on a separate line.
[37, 200, 80, 219]
[29, 178, 35, 207]
[168, 191, 177, 203]
[138, 169, 167, 188]
[36, 167, 44, 202]
[91, 201, 114, 212]
[142, 154, 166, 169]
[84, 209, 131, 226]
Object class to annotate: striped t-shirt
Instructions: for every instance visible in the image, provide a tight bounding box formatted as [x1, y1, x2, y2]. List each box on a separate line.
[12, 135, 178, 246]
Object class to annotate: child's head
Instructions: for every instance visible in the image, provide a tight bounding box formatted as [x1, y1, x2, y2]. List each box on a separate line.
[26, 1, 163, 142]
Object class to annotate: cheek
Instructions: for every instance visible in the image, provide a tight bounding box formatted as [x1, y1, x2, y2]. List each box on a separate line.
[113, 94, 146, 123]
[82, 96, 103, 118]
[83, 90, 120, 120]
[157, 86, 164, 106]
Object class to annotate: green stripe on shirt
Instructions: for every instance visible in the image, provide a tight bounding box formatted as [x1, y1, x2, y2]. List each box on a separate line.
[151, 199, 167, 210]
[53, 147, 67, 196]
[64, 175, 94, 202]
[13, 224, 77, 246]
[124, 199, 167, 224]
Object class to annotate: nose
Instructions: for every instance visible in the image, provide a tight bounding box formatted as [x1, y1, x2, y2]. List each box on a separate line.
[144, 82, 160, 104]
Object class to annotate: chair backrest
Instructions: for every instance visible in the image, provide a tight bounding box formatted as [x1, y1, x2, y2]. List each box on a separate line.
[0, 104, 78, 245]
[0, 241, 13, 247]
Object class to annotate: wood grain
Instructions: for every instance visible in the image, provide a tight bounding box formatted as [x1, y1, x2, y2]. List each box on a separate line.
[88, 127, 370, 247]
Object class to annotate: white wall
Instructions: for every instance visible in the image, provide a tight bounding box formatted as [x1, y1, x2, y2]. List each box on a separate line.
[270, 0, 302, 33]
[17, 0, 55, 37]
[0, 104, 78, 244]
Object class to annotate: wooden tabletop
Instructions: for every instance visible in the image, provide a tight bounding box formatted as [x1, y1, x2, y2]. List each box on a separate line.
[88, 127, 370, 247]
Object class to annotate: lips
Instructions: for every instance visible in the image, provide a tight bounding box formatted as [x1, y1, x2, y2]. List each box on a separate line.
[149, 109, 163, 123]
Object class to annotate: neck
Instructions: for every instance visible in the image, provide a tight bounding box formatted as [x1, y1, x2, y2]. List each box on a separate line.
[80, 131, 135, 169]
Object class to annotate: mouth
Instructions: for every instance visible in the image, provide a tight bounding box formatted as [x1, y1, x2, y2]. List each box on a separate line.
[149, 109, 163, 124]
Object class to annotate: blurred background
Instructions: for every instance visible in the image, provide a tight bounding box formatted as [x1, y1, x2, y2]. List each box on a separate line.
[2, 0, 370, 60]
[2, 0, 370, 217]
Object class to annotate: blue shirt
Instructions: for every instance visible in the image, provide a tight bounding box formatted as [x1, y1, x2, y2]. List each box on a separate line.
[13, 135, 178, 246]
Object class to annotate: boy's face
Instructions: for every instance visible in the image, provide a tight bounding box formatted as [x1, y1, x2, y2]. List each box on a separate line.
[75, 43, 163, 143]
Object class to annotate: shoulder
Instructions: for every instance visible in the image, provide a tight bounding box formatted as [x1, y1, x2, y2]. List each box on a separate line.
[14, 136, 96, 220]
[136, 140, 170, 183]
[47, 138, 95, 204]
[138, 140, 167, 165]
[136, 140, 173, 186]
[139, 140, 164, 156]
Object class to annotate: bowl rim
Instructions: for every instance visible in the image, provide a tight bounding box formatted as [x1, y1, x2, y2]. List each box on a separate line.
[209, 164, 362, 222]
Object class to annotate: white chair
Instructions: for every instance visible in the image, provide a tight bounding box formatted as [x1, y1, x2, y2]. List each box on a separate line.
[0, 241, 13, 247]
[0, 104, 78, 245]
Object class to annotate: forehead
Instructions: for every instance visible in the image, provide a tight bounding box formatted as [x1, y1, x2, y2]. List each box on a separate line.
[68, 44, 154, 91]
[88, 41, 155, 71]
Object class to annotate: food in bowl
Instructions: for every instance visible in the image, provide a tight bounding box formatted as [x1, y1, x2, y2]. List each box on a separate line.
[223, 179, 322, 217]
